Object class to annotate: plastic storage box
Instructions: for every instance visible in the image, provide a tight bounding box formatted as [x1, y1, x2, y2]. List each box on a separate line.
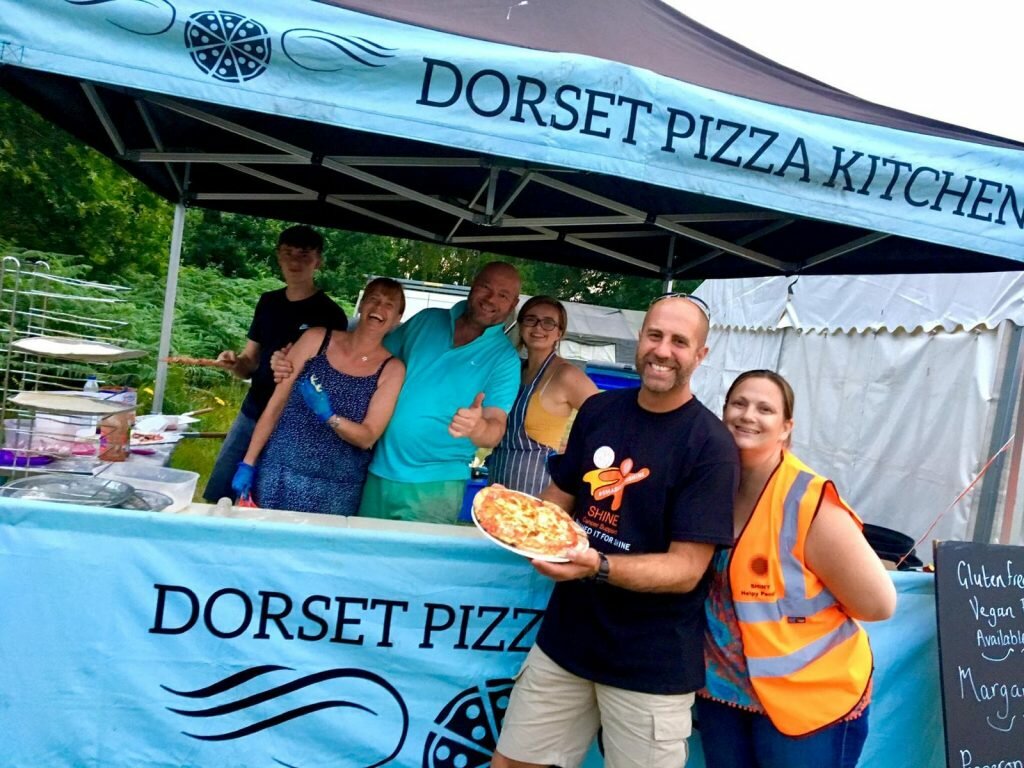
[458, 476, 488, 523]
[585, 364, 640, 391]
[101, 463, 199, 512]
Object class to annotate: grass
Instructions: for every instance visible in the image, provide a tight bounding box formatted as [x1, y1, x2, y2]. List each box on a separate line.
[166, 379, 249, 502]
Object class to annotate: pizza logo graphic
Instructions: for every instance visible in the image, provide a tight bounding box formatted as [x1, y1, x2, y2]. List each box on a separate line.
[64, 3, 398, 79]
[184, 11, 272, 82]
[423, 679, 514, 768]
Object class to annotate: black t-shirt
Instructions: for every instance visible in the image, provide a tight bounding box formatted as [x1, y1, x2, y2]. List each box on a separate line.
[537, 388, 739, 694]
[240, 288, 348, 419]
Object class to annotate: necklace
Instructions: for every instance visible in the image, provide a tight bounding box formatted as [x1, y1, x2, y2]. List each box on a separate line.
[360, 355, 368, 362]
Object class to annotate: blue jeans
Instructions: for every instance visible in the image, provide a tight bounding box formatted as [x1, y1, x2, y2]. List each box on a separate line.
[695, 697, 869, 768]
[202, 410, 256, 502]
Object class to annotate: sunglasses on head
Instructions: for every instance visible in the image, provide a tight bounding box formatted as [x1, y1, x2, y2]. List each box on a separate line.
[520, 314, 560, 331]
[649, 292, 711, 320]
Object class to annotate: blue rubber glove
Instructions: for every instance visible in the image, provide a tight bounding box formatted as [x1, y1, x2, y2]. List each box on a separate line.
[231, 461, 256, 498]
[299, 376, 334, 423]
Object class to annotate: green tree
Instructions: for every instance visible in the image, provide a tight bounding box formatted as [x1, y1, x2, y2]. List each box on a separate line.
[0, 91, 171, 281]
[514, 259, 671, 310]
[180, 209, 279, 278]
[318, 230, 403, 305]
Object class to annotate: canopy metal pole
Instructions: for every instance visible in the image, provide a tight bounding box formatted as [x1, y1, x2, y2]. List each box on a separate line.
[997, 345, 1024, 544]
[973, 322, 1024, 543]
[662, 236, 676, 293]
[151, 202, 186, 414]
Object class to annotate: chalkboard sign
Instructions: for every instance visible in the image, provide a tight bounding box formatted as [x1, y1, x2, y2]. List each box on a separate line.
[934, 541, 1024, 768]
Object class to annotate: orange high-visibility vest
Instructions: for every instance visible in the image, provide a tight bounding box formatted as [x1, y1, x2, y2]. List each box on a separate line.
[729, 451, 873, 736]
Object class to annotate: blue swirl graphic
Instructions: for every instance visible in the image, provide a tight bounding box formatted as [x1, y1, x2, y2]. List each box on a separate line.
[176, 699, 377, 739]
[162, 663, 292, 698]
[64, 0, 175, 36]
[163, 666, 409, 768]
[282, 28, 396, 72]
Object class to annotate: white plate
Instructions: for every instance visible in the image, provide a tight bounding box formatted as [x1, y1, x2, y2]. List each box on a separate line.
[129, 432, 184, 447]
[470, 489, 588, 563]
[134, 414, 200, 433]
[11, 336, 146, 362]
[12, 391, 135, 415]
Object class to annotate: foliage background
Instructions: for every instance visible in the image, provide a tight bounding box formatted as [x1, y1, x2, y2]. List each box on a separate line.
[0, 89, 696, 495]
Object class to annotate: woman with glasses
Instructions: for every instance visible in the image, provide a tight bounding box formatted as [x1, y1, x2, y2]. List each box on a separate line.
[486, 296, 598, 496]
[697, 370, 896, 768]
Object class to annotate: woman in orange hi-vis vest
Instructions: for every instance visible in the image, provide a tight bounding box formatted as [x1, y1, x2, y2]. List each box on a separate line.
[696, 370, 896, 768]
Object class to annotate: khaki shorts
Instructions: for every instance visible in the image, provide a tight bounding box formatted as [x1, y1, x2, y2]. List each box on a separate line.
[496, 645, 694, 768]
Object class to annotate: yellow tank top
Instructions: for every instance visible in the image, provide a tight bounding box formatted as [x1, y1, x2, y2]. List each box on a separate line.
[523, 379, 573, 450]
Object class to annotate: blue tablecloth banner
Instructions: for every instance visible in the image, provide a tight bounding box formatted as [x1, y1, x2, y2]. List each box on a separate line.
[0, 499, 941, 767]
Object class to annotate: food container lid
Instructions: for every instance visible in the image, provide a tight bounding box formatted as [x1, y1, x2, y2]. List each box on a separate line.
[119, 489, 174, 512]
[0, 474, 136, 507]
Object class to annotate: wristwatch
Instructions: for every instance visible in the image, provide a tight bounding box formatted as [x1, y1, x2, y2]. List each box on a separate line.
[592, 551, 610, 583]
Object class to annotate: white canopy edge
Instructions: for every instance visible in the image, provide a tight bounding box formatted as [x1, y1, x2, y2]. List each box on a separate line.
[696, 271, 1024, 334]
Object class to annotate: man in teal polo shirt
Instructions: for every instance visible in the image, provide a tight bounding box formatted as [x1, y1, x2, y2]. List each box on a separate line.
[358, 262, 521, 523]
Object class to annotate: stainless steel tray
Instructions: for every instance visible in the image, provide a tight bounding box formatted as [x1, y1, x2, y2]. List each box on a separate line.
[0, 473, 136, 507]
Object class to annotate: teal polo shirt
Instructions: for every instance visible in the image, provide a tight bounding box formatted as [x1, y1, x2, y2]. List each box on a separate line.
[370, 301, 520, 483]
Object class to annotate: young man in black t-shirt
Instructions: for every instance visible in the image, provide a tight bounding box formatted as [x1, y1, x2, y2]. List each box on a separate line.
[202, 225, 347, 502]
[493, 295, 739, 768]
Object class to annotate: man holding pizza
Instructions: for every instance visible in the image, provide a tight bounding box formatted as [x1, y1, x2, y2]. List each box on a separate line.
[492, 294, 739, 768]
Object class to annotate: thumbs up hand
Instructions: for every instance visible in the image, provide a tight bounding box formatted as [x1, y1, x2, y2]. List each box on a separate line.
[449, 392, 486, 439]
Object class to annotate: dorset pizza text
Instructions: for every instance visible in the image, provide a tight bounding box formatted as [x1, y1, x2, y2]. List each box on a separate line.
[149, 583, 542, 652]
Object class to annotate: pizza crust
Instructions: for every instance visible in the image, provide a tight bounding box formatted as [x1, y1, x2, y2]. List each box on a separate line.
[472, 484, 589, 559]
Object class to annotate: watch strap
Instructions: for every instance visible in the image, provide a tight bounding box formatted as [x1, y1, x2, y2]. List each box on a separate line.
[594, 551, 610, 583]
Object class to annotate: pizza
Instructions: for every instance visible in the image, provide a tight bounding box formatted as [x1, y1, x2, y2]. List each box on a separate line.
[472, 484, 587, 559]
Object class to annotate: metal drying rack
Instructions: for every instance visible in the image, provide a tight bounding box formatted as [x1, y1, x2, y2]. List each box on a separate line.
[0, 255, 140, 476]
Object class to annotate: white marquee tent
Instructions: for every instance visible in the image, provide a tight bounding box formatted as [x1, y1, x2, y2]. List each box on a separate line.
[692, 271, 1024, 555]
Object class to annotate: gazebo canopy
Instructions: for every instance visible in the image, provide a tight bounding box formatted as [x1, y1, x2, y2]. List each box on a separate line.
[0, 0, 1021, 279]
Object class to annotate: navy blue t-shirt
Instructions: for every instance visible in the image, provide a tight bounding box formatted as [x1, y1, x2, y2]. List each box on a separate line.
[241, 288, 348, 419]
[537, 388, 739, 694]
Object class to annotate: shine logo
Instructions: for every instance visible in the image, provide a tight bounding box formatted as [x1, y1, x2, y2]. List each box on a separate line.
[583, 448, 649, 511]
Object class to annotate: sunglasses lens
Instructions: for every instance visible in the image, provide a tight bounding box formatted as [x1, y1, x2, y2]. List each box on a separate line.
[650, 293, 710, 320]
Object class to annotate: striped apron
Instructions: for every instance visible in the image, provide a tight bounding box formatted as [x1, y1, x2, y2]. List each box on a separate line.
[487, 351, 556, 496]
